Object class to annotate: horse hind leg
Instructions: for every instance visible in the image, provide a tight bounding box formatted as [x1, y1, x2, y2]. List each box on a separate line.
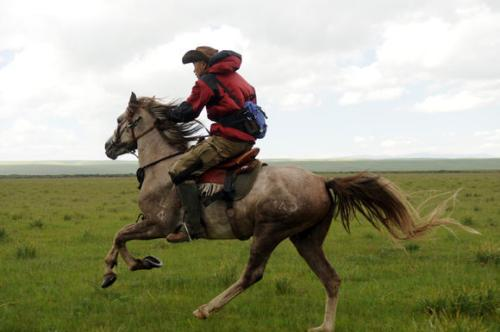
[291, 224, 341, 332]
[193, 233, 283, 319]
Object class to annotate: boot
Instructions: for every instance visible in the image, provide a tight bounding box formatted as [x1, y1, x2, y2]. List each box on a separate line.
[166, 181, 206, 243]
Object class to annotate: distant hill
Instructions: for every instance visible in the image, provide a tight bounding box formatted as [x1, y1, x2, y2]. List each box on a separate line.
[0, 159, 499, 176]
[0, 161, 138, 176]
[266, 158, 500, 172]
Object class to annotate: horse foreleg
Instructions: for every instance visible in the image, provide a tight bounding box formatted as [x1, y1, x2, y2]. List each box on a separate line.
[193, 234, 282, 319]
[115, 221, 167, 271]
[102, 224, 136, 288]
[103, 246, 119, 274]
[101, 221, 167, 288]
[291, 234, 341, 332]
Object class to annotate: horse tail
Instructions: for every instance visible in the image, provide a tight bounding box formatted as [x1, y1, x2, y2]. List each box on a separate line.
[325, 173, 477, 240]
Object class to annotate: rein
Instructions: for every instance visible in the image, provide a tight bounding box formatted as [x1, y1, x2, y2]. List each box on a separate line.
[130, 122, 157, 142]
[135, 150, 184, 190]
[127, 115, 184, 189]
[115, 101, 198, 189]
[139, 150, 184, 170]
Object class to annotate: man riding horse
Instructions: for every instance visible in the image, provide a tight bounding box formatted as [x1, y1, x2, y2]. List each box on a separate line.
[103, 52, 470, 330]
[165, 46, 258, 243]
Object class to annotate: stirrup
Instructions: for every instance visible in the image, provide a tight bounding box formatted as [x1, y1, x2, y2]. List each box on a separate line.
[181, 222, 192, 242]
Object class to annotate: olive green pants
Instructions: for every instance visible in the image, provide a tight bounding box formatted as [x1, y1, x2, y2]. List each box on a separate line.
[169, 136, 253, 184]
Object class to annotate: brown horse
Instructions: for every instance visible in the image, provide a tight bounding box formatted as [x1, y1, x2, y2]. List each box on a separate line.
[103, 92, 470, 332]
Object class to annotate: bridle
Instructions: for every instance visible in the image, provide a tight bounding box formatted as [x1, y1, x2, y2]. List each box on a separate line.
[110, 97, 210, 188]
[112, 102, 157, 147]
[115, 101, 183, 189]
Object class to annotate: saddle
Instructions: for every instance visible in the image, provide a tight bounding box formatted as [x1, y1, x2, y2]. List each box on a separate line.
[196, 147, 262, 240]
[197, 148, 262, 204]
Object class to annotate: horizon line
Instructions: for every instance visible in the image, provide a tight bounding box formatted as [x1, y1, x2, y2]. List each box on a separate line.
[1, 156, 500, 164]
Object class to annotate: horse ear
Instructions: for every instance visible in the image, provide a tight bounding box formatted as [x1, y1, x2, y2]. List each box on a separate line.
[130, 92, 137, 104]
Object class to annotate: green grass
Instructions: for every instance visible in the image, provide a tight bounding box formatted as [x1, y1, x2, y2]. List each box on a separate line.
[421, 285, 497, 317]
[0, 227, 7, 241]
[0, 172, 499, 331]
[28, 218, 44, 229]
[15, 245, 37, 259]
[475, 243, 500, 266]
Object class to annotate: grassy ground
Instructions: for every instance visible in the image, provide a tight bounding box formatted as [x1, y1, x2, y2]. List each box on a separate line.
[0, 172, 498, 331]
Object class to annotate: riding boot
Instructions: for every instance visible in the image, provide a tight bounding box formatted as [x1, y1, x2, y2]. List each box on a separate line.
[166, 180, 206, 243]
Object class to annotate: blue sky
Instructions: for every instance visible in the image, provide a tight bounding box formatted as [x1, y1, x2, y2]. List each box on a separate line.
[0, 0, 499, 160]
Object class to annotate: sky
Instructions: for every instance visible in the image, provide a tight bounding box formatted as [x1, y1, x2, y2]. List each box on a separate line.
[0, 0, 499, 161]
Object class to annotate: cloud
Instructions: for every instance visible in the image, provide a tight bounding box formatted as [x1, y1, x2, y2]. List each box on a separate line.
[381, 138, 415, 148]
[333, 3, 500, 110]
[414, 90, 492, 112]
[474, 129, 500, 149]
[0, 119, 79, 160]
[0, 0, 499, 159]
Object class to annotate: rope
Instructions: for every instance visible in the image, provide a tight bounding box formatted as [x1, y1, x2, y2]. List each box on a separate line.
[194, 119, 210, 135]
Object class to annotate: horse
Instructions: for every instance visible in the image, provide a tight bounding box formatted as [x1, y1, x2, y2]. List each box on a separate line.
[102, 92, 467, 332]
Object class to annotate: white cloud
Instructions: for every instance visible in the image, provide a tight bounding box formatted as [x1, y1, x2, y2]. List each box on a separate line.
[414, 90, 492, 112]
[354, 136, 376, 143]
[0, 119, 79, 160]
[0, 0, 499, 159]
[334, 3, 500, 110]
[377, 18, 455, 69]
[381, 138, 415, 148]
[474, 129, 500, 148]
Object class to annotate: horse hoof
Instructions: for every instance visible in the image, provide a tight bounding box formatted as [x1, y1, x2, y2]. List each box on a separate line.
[308, 326, 332, 332]
[143, 256, 163, 269]
[193, 305, 209, 320]
[101, 273, 117, 288]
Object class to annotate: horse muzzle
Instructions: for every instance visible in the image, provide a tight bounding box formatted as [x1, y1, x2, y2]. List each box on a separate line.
[105, 137, 119, 160]
[105, 136, 136, 160]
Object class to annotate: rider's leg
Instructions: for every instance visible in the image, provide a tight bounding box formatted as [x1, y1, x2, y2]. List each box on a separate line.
[167, 136, 253, 242]
[168, 179, 205, 242]
[167, 138, 223, 242]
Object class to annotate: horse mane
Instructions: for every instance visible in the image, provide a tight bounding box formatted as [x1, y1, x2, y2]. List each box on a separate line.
[138, 97, 204, 151]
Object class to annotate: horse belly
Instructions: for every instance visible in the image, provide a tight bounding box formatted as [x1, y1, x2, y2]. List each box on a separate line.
[202, 201, 237, 239]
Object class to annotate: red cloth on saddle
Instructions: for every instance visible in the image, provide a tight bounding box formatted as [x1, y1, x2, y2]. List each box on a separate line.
[198, 148, 260, 184]
[199, 169, 226, 185]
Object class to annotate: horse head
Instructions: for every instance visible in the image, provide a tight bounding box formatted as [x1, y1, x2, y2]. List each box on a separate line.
[105, 92, 161, 159]
[105, 92, 203, 160]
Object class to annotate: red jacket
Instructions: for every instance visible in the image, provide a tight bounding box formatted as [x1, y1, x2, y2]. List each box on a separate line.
[169, 51, 257, 142]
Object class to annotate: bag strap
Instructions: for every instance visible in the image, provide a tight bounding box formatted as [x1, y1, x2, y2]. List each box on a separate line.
[200, 74, 221, 106]
[201, 73, 255, 108]
[214, 77, 244, 107]
[216, 79, 257, 106]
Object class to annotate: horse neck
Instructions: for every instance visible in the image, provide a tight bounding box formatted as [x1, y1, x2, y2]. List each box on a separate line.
[137, 129, 183, 229]
[137, 128, 180, 169]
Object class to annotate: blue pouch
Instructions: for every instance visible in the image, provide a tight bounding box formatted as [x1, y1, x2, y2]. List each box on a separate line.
[243, 101, 268, 139]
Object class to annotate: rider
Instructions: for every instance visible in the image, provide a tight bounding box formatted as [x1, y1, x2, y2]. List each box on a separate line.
[165, 46, 257, 243]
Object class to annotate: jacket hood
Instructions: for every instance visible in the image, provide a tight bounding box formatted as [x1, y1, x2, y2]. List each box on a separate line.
[208, 50, 242, 74]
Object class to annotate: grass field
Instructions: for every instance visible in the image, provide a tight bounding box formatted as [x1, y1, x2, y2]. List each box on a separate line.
[0, 172, 499, 331]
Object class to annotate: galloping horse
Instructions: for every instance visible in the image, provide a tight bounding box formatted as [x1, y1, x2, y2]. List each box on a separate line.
[103, 93, 465, 332]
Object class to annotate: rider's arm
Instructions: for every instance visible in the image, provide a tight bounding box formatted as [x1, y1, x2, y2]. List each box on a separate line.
[167, 80, 214, 123]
